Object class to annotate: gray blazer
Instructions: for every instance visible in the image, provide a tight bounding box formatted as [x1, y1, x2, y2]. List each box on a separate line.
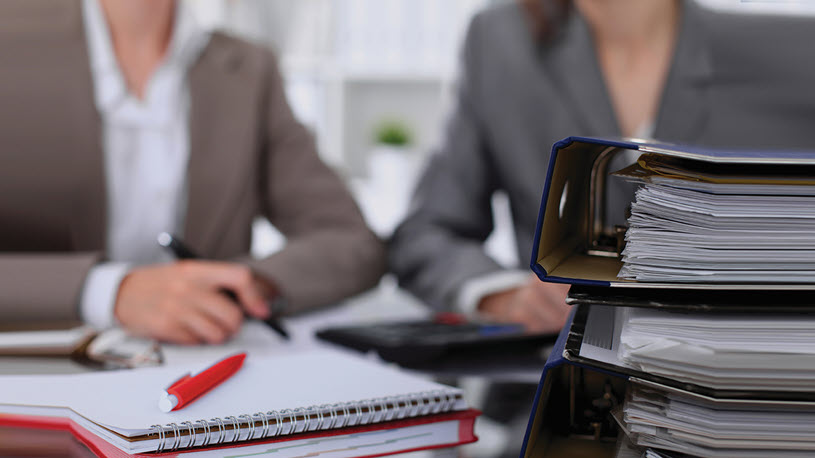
[390, 1, 815, 309]
[0, 0, 386, 322]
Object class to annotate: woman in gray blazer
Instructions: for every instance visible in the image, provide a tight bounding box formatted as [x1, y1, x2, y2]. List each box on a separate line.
[390, 0, 815, 331]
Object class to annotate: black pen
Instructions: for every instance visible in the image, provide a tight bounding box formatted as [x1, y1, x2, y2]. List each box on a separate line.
[157, 232, 290, 340]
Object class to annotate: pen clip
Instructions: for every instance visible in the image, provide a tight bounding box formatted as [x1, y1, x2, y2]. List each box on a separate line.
[165, 373, 191, 391]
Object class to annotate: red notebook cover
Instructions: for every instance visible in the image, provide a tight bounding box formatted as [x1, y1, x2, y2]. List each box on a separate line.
[0, 409, 479, 458]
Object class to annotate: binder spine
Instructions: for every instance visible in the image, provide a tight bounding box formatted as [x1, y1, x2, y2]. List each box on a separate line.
[149, 389, 461, 452]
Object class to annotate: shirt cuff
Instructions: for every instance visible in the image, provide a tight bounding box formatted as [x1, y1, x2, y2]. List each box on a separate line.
[454, 269, 531, 317]
[80, 262, 131, 330]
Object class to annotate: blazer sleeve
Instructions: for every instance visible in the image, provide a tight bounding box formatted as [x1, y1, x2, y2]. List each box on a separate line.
[388, 13, 507, 310]
[243, 51, 386, 314]
[0, 252, 100, 323]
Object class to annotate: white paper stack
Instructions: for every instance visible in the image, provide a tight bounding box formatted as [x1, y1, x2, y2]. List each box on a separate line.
[617, 178, 815, 283]
[618, 307, 815, 392]
[576, 305, 815, 457]
[614, 309, 815, 458]
[623, 385, 815, 458]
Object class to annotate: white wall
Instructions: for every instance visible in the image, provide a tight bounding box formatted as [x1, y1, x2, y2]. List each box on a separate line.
[187, 0, 487, 176]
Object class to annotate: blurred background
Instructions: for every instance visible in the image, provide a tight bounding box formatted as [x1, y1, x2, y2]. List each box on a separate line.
[185, 0, 815, 263]
[189, 0, 495, 260]
[178, 5, 815, 454]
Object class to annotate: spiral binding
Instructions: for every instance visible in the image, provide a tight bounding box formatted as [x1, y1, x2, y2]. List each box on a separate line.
[149, 388, 461, 452]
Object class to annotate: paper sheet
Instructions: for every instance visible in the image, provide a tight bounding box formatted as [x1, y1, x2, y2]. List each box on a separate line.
[0, 349, 463, 436]
[618, 178, 815, 282]
[618, 307, 815, 391]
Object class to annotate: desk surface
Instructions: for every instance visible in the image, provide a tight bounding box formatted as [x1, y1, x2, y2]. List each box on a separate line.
[0, 280, 540, 457]
[0, 279, 546, 381]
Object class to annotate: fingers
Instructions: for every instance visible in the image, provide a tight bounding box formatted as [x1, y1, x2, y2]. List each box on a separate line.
[153, 293, 243, 345]
[114, 262, 273, 345]
[528, 296, 569, 333]
[180, 309, 232, 344]
[180, 261, 270, 319]
[476, 280, 570, 333]
[512, 280, 570, 333]
[161, 326, 200, 346]
[185, 290, 244, 341]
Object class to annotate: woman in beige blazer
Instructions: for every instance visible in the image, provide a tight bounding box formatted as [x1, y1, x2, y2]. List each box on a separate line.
[0, 0, 385, 344]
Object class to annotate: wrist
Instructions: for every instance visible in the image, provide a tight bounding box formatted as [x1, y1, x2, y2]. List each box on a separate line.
[477, 287, 520, 318]
[80, 262, 131, 330]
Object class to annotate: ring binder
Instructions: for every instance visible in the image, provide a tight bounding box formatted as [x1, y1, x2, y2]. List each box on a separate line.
[196, 419, 210, 446]
[431, 391, 443, 414]
[182, 421, 195, 448]
[446, 391, 456, 410]
[145, 390, 463, 451]
[237, 416, 245, 441]
[212, 417, 226, 444]
[385, 397, 398, 420]
[363, 400, 374, 424]
[255, 412, 268, 438]
[270, 410, 283, 436]
[224, 416, 240, 442]
[307, 406, 319, 431]
[338, 403, 350, 428]
[324, 404, 337, 429]
[282, 408, 296, 435]
[296, 407, 309, 432]
[169, 423, 181, 451]
[407, 394, 420, 416]
[313, 406, 323, 430]
[347, 403, 359, 427]
[381, 398, 391, 421]
[239, 415, 250, 441]
[241, 414, 255, 440]
[150, 424, 165, 452]
[393, 398, 406, 420]
[378, 399, 389, 422]
[418, 392, 431, 415]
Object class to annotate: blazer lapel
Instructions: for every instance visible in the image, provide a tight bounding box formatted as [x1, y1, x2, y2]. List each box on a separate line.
[184, 36, 255, 256]
[541, 12, 621, 137]
[652, 1, 713, 144]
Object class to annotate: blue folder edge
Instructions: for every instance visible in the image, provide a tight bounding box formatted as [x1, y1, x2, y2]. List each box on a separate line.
[528, 136, 643, 288]
[519, 305, 631, 457]
[518, 305, 574, 457]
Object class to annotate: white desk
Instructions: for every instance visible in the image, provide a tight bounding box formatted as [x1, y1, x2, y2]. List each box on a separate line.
[0, 279, 541, 458]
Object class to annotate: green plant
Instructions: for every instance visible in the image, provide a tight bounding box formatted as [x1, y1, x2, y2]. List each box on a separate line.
[374, 120, 412, 146]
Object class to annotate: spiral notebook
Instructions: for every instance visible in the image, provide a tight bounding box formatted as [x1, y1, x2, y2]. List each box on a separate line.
[0, 350, 472, 454]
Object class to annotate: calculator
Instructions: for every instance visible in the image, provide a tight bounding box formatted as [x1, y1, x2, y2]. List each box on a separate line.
[315, 315, 558, 367]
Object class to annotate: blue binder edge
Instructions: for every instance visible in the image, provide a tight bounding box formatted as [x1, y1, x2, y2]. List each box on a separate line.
[518, 306, 574, 457]
[519, 305, 631, 457]
[529, 136, 643, 287]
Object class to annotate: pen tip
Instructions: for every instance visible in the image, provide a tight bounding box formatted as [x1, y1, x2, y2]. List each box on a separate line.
[157, 232, 172, 247]
[158, 394, 178, 413]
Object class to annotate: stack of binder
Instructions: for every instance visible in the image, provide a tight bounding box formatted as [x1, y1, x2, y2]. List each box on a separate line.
[520, 137, 815, 458]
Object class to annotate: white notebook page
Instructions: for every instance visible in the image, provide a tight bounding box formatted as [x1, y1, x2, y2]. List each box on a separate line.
[0, 349, 463, 436]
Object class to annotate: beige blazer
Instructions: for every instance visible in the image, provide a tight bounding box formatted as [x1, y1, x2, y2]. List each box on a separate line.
[0, 1, 385, 322]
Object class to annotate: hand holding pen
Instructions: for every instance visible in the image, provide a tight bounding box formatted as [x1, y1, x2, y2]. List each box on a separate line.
[158, 233, 290, 340]
[114, 254, 275, 345]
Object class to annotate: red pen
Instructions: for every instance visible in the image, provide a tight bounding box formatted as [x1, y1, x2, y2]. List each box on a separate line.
[158, 353, 246, 413]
